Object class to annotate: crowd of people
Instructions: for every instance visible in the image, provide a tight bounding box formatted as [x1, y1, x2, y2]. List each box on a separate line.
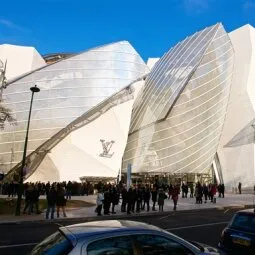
[0, 180, 226, 219]
[0, 181, 94, 197]
[95, 182, 225, 216]
[0, 181, 94, 220]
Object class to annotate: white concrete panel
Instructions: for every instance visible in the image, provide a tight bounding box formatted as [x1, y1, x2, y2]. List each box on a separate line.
[1, 42, 149, 174]
[0, 44, 45, 80]
[217, 24, 255, 190]
[29, 98, 135, 181]
[147, 58, 160, 69]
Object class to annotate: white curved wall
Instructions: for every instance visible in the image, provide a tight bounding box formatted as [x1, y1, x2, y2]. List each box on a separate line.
[26, 80, 145, 182]
[0, 41, 149, 174]
[217, 24, 255, 190]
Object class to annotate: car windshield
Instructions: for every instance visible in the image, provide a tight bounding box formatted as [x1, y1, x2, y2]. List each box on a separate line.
[230, 213, 255, 233]
[29, 231, 73, 255]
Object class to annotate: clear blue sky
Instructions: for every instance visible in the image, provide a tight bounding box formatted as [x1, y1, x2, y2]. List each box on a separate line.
[0, 0, 255, 61]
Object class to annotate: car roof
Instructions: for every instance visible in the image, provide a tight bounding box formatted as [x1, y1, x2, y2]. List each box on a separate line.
[236, 208, 255, 215]
[60, 220, 164, 240]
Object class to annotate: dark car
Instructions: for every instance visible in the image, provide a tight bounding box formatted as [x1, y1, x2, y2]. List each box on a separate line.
[218, 209, 255, 254]
[29, 220, 222, 255]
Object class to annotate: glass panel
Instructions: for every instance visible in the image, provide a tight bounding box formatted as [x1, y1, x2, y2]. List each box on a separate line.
[87, 236, 134, 255]
[133, 235, 194, 255]
[30, 231, 73, 255]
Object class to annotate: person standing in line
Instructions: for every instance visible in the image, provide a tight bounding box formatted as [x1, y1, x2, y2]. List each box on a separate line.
[32, 184, 40, 214]
[181, 183, 185, 198]
[111, 187, 119, 214]
[210, 184, 217, 203]
[203, 184, 209, 203]
[151, 187, 158, 211]
[238, 182, 242, 194]
[96, 189, 104, 216]
[103, 189, 111, 215]
[143, 186, 151, 211]
[135, 188, 142, 213]
[56, 184, 67, 218]
[221, 184, 225, 198]
[66, 181, 72, 200]
[158, 189, 166, 212]
[172, 185, 179, 211]
[127, 187, 133, 215]
[121, 186, 127, 212]
[190, 183, 194, 198]
[46, 185, 57, 220]
[168, 184, 173, 199]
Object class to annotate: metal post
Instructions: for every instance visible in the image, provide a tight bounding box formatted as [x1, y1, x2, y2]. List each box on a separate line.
[15, 85, 40, 216]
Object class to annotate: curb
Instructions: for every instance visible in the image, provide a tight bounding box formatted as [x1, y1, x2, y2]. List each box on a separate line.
[0, 204, 254, 226]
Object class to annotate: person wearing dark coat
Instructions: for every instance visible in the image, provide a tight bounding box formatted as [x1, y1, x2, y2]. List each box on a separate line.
[151, 187, 158, 211]
[135, 188, 142, 213]
[31, 185, 40, 214]
[143, 187, 151, 211]
[203, 184, 209, 203]
[172, 186, 179, 211]
[131, 188, 136, 212]
[127, 188, 133, 214]
[56, 185, 67, 218]
[121, 187, 127, 212]
[111, 187, 119, 214]
[221, 184, 225, 198]
[168, 184, 173, 199]
[158, 189, 166, 212]
[23, 185, 33, 214]
[238, 182, 242, 194]
[103, 189, 111, 215]
[190, 183, 194, 198]
[46, 186, 57, 219]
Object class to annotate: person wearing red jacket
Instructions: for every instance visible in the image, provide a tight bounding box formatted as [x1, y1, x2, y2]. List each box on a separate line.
[211, 184, 217, 203]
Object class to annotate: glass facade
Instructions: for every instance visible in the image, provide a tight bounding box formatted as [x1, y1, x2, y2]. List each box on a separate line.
[0, 41, 149, 173]
[122, 24, 234, 175]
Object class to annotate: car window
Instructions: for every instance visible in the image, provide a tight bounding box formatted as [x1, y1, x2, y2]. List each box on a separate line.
[87, 236, 134, 255]
[231, 213, 255, 233]
[133, 234, 194, 255]
[29, 231, 73, 255]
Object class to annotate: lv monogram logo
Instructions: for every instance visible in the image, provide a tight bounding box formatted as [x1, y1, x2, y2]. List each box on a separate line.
[99, 139, 115, 158]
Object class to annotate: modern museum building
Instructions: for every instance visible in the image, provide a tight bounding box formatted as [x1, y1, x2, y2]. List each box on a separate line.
[0, 23, 255, 191]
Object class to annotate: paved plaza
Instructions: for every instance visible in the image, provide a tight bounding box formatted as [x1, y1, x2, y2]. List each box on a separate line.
[0, 193, 254, 224]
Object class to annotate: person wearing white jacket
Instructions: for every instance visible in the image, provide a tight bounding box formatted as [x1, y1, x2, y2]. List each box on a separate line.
[96, 190, 104, 216]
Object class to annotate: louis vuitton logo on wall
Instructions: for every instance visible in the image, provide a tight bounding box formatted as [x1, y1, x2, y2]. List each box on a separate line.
[99, 139, 115, 158]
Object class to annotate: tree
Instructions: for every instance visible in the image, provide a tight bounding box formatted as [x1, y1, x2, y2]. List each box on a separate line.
[0, 59, 16, 129]
[0, 104, 16, 129]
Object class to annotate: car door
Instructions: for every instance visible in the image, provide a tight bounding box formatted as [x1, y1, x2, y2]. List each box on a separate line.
[132, 234, 196, 255]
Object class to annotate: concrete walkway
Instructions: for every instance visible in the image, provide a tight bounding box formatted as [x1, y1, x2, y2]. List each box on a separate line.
[0, 193, 254, 224]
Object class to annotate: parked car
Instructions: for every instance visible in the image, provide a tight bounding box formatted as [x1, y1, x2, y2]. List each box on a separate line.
[29, 220, 223, 255]
[218, 209, 255, 254]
